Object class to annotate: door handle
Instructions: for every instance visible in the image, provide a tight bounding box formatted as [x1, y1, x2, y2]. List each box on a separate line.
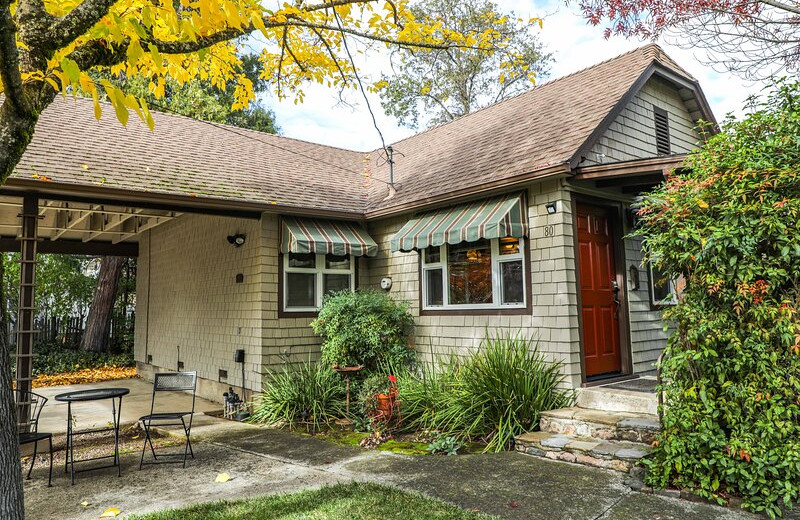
[611, 280, 621, 317]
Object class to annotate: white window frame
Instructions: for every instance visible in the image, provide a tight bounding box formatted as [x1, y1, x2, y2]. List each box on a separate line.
[283, 252, 355, 312]
[648, 263, 678, 307]
[421, 238, 526, 310]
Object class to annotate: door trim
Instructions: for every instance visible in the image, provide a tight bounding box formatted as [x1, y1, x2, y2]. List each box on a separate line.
[571, 195, 633, 385]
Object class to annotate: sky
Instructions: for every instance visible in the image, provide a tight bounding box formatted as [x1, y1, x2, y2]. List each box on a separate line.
[258, 0, 769, 152]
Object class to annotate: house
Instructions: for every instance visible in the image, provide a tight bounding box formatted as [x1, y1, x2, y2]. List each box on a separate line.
[5, 44, 715, 403]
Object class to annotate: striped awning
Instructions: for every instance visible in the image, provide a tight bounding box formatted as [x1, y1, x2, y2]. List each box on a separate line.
[281, 216, 378, 257]
[390, 193, 528, 252]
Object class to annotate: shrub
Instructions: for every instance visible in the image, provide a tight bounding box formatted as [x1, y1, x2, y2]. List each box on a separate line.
[635, 81, 800, 517]
[426, 435, 464, 456]
[397, 332, 573, 452]
[311, 290, 415, 370]
[250, 361, 346, 431]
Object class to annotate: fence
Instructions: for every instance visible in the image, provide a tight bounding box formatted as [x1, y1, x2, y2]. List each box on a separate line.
[9, 312, 135, 351]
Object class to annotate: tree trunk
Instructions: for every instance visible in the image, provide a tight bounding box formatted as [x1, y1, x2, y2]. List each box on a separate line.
[0, 253, 25, 519]
[80, 257, 126, 353]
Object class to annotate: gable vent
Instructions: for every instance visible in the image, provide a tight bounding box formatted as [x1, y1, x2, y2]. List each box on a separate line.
[653, 105, 671, 155]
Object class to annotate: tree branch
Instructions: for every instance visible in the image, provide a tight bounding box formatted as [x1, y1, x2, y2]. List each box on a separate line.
[46, 0, 120, 51]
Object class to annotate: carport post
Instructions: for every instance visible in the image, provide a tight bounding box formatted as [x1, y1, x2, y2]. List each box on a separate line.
[15, 195, 38, 430]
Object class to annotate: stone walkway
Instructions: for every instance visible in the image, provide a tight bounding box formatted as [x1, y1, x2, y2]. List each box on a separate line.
[23, 415, 762, 520]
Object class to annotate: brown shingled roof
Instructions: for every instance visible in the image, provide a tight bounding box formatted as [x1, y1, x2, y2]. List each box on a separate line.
[363, 44, 706, 215]
[13, 98, 368, 215]
[11, 44, 707, 218]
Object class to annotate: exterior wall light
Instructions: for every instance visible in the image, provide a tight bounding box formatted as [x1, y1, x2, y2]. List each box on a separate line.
[227, 234, 246, 247]
[545, 202, 558, 214]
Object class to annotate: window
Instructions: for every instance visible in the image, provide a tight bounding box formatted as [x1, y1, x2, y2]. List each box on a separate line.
[421, 237, 526, 310]
[653, 105, 671, 155]
[649, 263, 679, 306]
[283, 252, 354, 311]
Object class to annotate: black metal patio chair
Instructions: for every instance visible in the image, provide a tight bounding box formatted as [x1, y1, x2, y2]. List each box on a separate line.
[139, 371, 197, 469]
[16, 389, 53, 486]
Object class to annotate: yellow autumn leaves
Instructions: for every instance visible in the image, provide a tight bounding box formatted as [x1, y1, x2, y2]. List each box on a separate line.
[11, 0, 522, 130]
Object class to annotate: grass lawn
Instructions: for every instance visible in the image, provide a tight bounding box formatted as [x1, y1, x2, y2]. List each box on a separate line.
[130, 482, 495, 520]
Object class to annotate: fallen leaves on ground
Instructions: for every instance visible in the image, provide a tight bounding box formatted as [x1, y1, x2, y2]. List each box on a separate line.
[215, 473, 232, 483]
[33, 366, 137, 388]
[99, 507, 121, 517]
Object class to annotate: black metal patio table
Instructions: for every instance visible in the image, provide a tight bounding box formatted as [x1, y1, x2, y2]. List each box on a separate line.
[54, 387, 130, 485]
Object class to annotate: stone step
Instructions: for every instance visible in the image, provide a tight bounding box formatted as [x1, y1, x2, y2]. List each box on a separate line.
[576, 386, 658, 415]
[540, 407, 660, 445]
[515, 431, 651, 473]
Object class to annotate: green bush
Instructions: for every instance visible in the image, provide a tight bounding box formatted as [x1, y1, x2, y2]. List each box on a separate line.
[311, 290, 415, 370]
[250, 361, 346, 431]
[635, 81, 800, 517]
[397, 332, 573, 452]
[426, 435, 464, 456]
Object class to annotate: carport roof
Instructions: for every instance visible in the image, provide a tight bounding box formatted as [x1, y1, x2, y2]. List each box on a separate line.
[10, 44, 713, 220]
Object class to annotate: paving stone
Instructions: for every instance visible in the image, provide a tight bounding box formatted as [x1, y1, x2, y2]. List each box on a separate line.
[516, 431, 552, 443]
[573, 408, 624, 425]
[567, 440, 601, 452]
[540, 434, 572, 449]
[616, 447, 650, 460]
[591, 442, 620, 456]
[541, 407, 578, 419]
[619, 417, 661, 430]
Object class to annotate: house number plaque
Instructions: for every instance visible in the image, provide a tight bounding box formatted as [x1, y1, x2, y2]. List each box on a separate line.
[543, 225, 555, 237]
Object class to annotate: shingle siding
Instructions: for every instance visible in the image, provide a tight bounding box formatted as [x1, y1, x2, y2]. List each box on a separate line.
[585, 76, 701, 165]
[624, 236, 671, 375]
[364, 180, 583, 388]
[133, 214, 264, 402]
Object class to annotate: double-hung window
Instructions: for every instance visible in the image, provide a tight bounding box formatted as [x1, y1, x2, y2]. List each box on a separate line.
[421, 237, 526, 310]
[283, 252, 354, 312]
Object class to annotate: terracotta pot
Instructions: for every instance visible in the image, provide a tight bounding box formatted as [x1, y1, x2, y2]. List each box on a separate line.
[376, 393, 393, 413]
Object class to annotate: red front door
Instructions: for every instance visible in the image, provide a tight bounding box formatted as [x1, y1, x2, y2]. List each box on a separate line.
[577, 203, 622, 377]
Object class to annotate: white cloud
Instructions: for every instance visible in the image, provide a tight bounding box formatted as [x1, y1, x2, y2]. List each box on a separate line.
[260, 0, 769, 151]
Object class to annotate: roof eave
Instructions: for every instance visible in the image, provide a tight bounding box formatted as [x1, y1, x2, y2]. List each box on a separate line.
[2, 178, 367, 221]
[363, 162, 571, 220]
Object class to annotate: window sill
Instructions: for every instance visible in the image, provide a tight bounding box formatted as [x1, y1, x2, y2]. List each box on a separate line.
[278, 309, 319, 319]
[420, 306, 531, 317]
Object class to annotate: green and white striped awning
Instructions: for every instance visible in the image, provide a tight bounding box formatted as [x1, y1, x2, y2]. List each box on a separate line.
[281, 216, 378, 257]
[390, 193, 528, 252]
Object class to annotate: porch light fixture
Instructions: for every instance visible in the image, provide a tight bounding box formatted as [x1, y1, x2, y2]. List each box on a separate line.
[545, 202, 558, 214]
[227, 234, 246, 247]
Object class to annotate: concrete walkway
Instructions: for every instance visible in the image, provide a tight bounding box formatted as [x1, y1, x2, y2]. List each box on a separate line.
[35, 378, 221, 435]
[23, 402, 762, 520]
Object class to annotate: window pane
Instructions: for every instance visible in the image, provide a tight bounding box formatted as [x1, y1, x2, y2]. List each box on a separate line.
[325, 254, 350, 270]
[424, 246, 441, 264]
[425, 268, 444, 306]
[288, 252, 316, 269]
[501, 261, 524, 304]
[499, 237, 520, 255]
[448, 239, 493, 305]
[287, 273, 316, 307]
[651, 265, 672, 302]
[324, 274, 350, 295]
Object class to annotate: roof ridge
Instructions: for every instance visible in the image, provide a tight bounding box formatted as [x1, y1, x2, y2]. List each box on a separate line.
[374, 43, 684, 154]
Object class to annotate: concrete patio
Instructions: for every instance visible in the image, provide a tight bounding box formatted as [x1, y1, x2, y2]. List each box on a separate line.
[35, 378, 221, 435]
[22, 380, 763, 520]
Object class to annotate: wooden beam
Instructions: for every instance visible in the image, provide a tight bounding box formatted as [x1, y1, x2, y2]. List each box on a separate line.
[0, 238, 138, 256]
[51, 205, 99, 241]
[112, 214, 178, 244]
[82, 209, 142, 243]
[595, 173, 666, 189]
